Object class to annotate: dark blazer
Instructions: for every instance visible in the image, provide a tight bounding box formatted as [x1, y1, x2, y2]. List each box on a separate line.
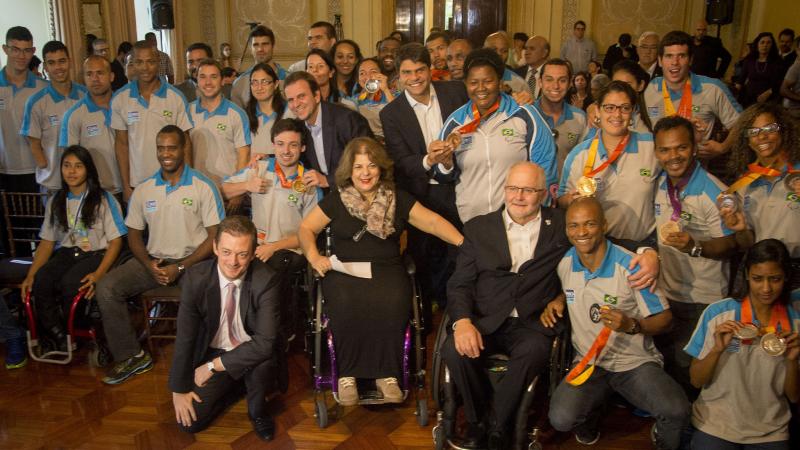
[302, 101, 373, 187]
[602, 44, 638, 73]
[379, 81, 468, 198]
[168, 259, 281, 394]
[447, 206, 570, 335]
[512, 65, 529, 79]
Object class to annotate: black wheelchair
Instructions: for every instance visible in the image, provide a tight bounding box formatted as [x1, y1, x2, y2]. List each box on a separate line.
[430, 312, 573, 450]
[305, 228, 430, 428]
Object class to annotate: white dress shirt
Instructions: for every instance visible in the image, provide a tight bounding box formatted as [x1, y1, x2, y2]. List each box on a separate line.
[306, 106, 327, 174]
[410, 85, 444, 185]
[503, 208, 542, 317]
[210, 266, 251, 351]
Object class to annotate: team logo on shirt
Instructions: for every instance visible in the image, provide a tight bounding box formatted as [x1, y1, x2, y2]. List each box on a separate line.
[145, 200, 157, 212]
[565, 289, 575, 304]
[127, 110, 140, 124]
[602, 294, 617, 305]
[0, 98, 5, 110]
[589, 303, 602, 323]
[680, 211, 692, 221]
[181, 197, 193, 206]
[86, 124, 100, 137]
[48, 115, 59, 127]
[786, 192, 799, 203]
[216, 123, 227, 132]
[162, 110, 173, 118]
[567, 132, 578, 144]
[648, 106, 659, 116]
[654, 203, 661, 216]
[502, 128, 514, 136]
[639, 168, 652, 177]
[691, 105, 699, 112]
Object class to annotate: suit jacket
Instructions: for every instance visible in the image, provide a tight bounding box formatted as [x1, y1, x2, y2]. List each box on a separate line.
[447, 206, 570, 335]
[302, 101, 373, 187]
[379, 81, 468, 198]
[168, 259, 281, 394]
[512, 65, 528, 79]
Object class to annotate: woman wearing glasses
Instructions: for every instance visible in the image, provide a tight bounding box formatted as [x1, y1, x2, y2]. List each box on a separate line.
[245, 63, 286, 155]
[298, 137, 462, 405]
[558, 80, 661, 287]
[721, 103, 800, 289]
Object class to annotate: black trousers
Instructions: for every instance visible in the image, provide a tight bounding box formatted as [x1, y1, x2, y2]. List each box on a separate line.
[441, 318, 553, 429]
[266, 250, 307, 339]
[32, 246, 104, 333]
[178, 348, 277, 434]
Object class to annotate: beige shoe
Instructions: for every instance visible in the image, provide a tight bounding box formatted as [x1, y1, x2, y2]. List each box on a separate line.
[376, 377, 403, 403]
[338, 376, 358, 406]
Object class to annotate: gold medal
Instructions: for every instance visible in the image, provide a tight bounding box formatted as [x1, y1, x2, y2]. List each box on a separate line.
[659, 220, 681, 242]
[576, 176, 597, 197]
[292, 178, 307, 193]
[760, 332, 786, 357]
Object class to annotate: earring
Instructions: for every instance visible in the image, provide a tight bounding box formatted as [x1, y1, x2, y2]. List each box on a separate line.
[593, 116, 600, 125]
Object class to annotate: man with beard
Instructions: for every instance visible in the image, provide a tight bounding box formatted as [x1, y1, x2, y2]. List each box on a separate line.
[60, 55, 123, 195]
[377, 36, 401, 90]
[231, 26, 286, 108]
[426, 31, 451, 81]
[689, 19, 731, 79]
[21, 40, 87, 193]
[446, 39, 472, 81]
[176, 42, 231, 102]
[97, 125, 223, 386]
[287, 21, 336, 73]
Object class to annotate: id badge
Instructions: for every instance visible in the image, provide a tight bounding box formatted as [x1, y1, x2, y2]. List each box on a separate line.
[48, 115, 59, 127]
[86, 124, 101, 137]
[127, 110, 141, 125]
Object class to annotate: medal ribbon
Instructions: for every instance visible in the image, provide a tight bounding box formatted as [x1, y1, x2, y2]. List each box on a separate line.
[666, 163, 696, 221]
[582, 132, 631, 178]
[431, 69, 451, 81]
[274, 163, 304, 189]
[565, 327, 612, 385]
[662, 78, 693, 119]
[725, 162, 785, 195]
[357, 88, 383, 103]
[67, 191, 88, 245]
[740, 296, 790, 334]
[457, 98, 501, 135]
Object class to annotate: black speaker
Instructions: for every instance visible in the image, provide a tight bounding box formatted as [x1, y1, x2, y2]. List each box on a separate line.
[705, 0, 734, 26]
[151, 0, 174, 30]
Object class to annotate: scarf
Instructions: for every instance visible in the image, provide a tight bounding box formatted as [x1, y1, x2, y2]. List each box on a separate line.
[339, 183, 396, 239]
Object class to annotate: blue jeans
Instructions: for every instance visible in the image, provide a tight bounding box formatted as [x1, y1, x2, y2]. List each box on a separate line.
[548, 362, 690, 450]
[0, 293, 24, 341]
[692, 429, 789, 450]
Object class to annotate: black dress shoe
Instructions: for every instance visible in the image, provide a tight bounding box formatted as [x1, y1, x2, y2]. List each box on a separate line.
[487, 429, 508, 450]
[250, 415, 275, 441]
[454, 422, 486, 449]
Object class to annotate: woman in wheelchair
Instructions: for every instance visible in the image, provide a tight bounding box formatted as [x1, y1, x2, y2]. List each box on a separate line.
[685, 239, 800, 449]
[298, 137, 463, 406]
[20, 146, 126, 351]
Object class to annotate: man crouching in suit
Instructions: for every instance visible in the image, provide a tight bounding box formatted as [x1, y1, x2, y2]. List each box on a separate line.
[169, 215, 282, 441]
[441, 161, 570, 450]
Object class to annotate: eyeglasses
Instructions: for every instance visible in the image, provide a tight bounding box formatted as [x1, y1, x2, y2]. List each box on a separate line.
[600, 103, 634, 114]
[4, 45, 35, 56]
[744, 122, 781, 137]
[639, 45, 658, 51]
[504, 186, 546, 195]
[250, 79, 275, 87]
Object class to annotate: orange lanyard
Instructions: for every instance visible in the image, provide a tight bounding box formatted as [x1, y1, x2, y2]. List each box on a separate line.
[274, 163, 304, 188]
[740, 296, 790, 334]
[565, 327, 611, 386]
[725, 162, 787, 195]
[662, 78, 692, 119]
[457, 99, 501, 135]
[582, 132, 631, 177]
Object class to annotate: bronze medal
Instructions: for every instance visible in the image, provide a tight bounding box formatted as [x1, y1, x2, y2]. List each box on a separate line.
[760, 332, 786, 357]
[659, 220, 681, 242]
[576, 176, 597, 197]
[292, 178, 307, 193]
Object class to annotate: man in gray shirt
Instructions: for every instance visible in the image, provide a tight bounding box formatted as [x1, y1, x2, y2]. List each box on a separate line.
[560, 20, 597, 73]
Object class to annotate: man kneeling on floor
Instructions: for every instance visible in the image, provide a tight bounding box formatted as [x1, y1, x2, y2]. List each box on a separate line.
[169, 216, 282, 441]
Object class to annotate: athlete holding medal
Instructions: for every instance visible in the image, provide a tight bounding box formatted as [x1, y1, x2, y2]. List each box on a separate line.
[685, 239, 800, 449]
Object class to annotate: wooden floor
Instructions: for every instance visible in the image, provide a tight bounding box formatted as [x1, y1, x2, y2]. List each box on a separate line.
[0, 317, 657, 449]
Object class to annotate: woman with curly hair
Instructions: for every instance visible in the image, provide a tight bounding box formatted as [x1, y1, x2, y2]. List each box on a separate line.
[722, 102, 800, 288]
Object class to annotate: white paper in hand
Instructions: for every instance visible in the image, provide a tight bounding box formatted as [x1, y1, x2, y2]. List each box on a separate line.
[329, 254, 372, 279]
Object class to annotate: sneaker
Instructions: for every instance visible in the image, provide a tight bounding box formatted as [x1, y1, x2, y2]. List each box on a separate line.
[376, 377, 403, 403]
[4, 336, 27, 369]
[337, 376, 358, 406]
[575, 429, 600, 445]
[101, 351, 153, 385]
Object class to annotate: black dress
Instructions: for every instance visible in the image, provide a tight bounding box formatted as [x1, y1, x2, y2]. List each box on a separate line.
[318, 188, 416, 379]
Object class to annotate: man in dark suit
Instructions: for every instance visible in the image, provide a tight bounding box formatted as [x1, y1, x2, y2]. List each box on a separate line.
[380, 42, 467, 309]
[689, 19, 731, 78]
[169, 216, 282, 441]
[283, 71, 373, 189]
[441, 162, 570, 450]
[513, 36, 550, 99]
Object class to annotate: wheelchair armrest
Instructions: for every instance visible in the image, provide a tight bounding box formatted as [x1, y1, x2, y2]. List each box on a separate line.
[403, 253, 416, 275]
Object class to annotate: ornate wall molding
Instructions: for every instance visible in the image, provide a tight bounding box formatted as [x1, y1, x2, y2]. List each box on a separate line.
[199, 0, 217, 46]
[561, 0, 578, 43]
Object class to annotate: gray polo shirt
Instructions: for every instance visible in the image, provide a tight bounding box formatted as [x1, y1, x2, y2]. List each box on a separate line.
[644, 72, 742, 130]
[560, 36, 598, 73]
[110, 78, 193, 187]
[40, 190, 127, 250]
[251, 105, 276, 155]
[230, 63, 287, 109]
[224, 158, 319, 252]
[742, 169, 800, 257]
[59, 96, 123, 193]
[534, 98, 588, 179]
[0, 68, 47, 175]
[125, 165, 224, 260]
[189, 98, 251, 185]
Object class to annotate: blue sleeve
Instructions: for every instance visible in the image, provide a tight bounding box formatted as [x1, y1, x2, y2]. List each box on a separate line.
[525, 106, 558, 191]
[59, 103, 79, 147]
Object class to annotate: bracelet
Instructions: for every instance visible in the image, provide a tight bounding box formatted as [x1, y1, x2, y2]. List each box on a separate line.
[625, 318, 641, 335]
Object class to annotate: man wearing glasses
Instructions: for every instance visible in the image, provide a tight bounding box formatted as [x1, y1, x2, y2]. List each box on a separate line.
[637, 31, 662, 79]
[0, 26, 47, 195]
[441, 162, 570, 450]
[560, 20, 597, 73]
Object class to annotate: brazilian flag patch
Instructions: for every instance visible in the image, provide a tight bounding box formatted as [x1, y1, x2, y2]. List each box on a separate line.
[680, 211, 692, 221]
[181, 198, 193, 206]
[787, 192, 799, 203]
[216, 123, 227, 132]
[603, 294, 618, 305]
[501, 128, 514, 136]
[640, 168, 652, 177]
[162, 110, 173, 118]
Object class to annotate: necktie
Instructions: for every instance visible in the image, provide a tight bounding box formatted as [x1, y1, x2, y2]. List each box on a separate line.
[224, 282, 240, 347]
[527, 68, 537, 97]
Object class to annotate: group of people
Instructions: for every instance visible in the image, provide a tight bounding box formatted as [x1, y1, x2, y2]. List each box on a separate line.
[0, 15, 798, 450]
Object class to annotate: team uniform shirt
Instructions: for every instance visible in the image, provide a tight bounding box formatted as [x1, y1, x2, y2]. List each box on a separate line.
[0, 68, 47, 175]
[110, 77, 193, 187]
[684, 297, 800, 444]
[189, 98, 251, 185]
[501, 68, 527, 94]
[125, 166, 224, 260]
[558, 241, 670, 372]
[39, 190, 127, 250]
[560, 131, 660, 242]
[250, 104, 277, 155]
[20, 82, 88, 189]
[644, 72, 742, 130]
[741, 168, 800, 258]
[59, 96, 123, 193]
[354, 91, 389, 138]
[534, 98, 588, 179]
[654, 162, 732, 303]
[224, 158, 320, 252]
[437, 92, 557, 223]
[230, 63, 287, 109]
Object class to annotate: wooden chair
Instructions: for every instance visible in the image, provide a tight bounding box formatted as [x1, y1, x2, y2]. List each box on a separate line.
[0, 191, 47, 289]
[140, 285, 182, 352]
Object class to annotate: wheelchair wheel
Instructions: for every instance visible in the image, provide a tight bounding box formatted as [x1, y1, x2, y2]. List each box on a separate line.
[431, 312, 450, 410]
[88, 343, 112, 368]
[432, 423, 446, 450]
[416, 398, 429, 426]
[315, 397, 328, 429]
[528, 442, 543, 450]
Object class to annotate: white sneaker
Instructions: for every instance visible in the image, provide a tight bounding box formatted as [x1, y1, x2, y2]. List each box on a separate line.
[338, 376, 358, 406]
[376, 377, 403, 403]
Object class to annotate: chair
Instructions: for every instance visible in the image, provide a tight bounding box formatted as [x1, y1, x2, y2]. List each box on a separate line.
[140, 285, 182, 352]
[0, 191, 47, 289]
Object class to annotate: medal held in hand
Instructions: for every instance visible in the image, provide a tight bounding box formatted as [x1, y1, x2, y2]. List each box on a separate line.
[365, 79, 380, 94]
[733, 323, 759, 340]
[292, 178, 307, 193]
[715, 193, 740, 213]
[760, 332, 787, 357]
[659, 220, 681, 243]
[576, 176, 597, 197]
[784, 172, 800, 195]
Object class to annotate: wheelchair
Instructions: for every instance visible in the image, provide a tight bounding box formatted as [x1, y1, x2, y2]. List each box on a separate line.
[305, 228, 430, 428]
[430, 312, 573, 450]
[22, 290, 112, 367]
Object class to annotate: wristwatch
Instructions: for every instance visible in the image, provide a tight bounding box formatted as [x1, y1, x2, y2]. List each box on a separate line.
[206, 361, 215, 373]
[689, 242, 703, 258]
[177, 263, 186, 274]
[625, 318, 641, 335]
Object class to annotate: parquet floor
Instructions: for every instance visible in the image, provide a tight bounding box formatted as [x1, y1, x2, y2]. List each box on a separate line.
[0, 314, 657, 450]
